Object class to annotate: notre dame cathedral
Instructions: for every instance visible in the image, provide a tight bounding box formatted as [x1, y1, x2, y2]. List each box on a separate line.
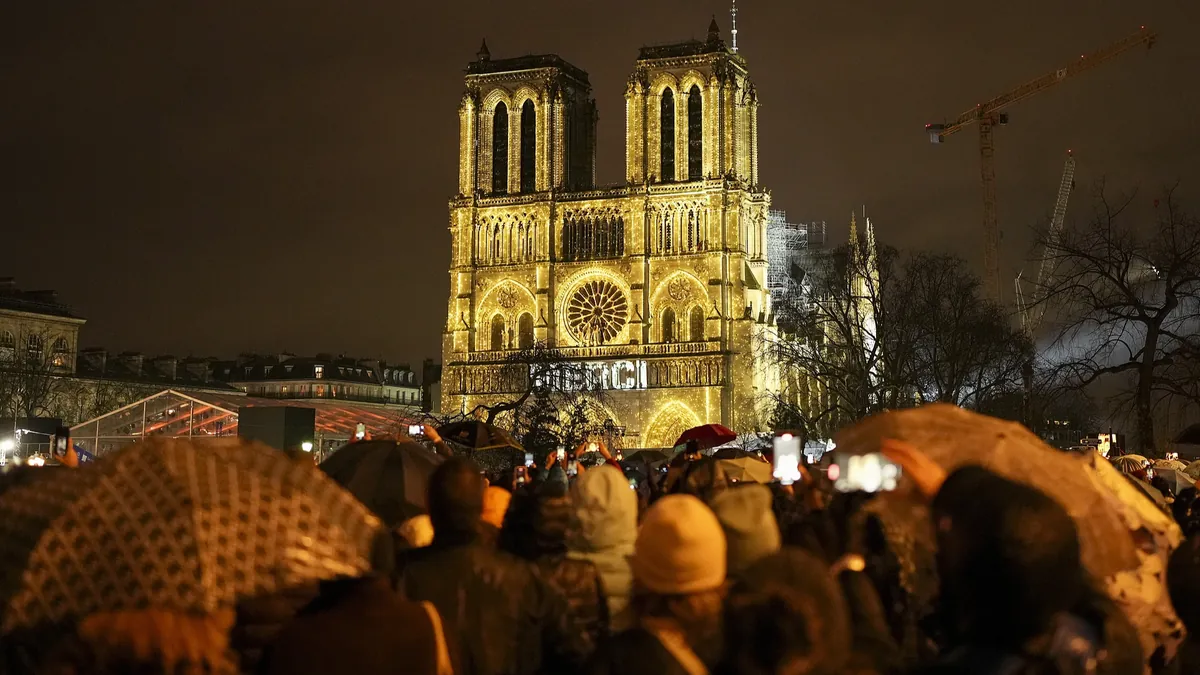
[441, 18, 782, 448]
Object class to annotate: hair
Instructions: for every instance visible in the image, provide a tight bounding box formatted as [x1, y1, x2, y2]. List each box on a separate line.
[426, 457, 485, 540]
[632, 584, 726, 666]
[40, 609, 238, 675]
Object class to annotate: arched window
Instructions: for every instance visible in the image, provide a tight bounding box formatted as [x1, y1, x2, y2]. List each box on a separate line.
[518, 313, 534, 349]
[664, 212, 673, 252]
[597, 218, 608, 257]
[51, 337, 70, 367]
[689, 306, 705, 342]
[520, 99, 536, 193]
[493, 224, 501, 261]
[657, 214, 665, 253]
[490, 314, 506, 351]
[562, 218, 574, 262]
[26, 334, 44, 361]
[687, 210, 695, 251]
[661, 307, 676, 343]
[517, 223, 525, 260]
[687, 85, 702, 180]
[616, 217, 625, 256]
[492, 102, 509, 194]
[660, 88, 675, 182]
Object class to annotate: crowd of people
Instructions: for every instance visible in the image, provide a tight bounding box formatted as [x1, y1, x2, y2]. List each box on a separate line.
[4, 433, 1200, 675]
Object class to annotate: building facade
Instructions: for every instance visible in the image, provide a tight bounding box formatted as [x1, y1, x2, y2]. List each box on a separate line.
[222, 354, 422, 407]
[442, 20, 781, 447]
[0, 278, 84, 374]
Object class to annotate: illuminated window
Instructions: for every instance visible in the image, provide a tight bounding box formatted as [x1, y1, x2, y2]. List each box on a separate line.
[689, 306, 705, 342]
[492, 102, 509, 193]
[0, 330, 13, 361]
[687, 85, 702, 180]
[661, 307, 676, 343]
[314, 365, 324, 379]
[490, 314, 506, 351]
[520, 99, 536, 193]
[26, 334, 44, 362]
[660, 89, 675, 182]
[518, 312, 534, 349]
[51, 337, 70, 367]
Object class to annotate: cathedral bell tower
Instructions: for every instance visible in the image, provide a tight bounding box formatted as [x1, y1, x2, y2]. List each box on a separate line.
[624, 18, 759, 186]
[457, 46, 597, 197]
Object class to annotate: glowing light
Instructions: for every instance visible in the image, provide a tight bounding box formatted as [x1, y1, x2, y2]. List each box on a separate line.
[0, 438, 14, 453]
[27, 455, 46, 467]
[828, 463, 841, 481]
[301, 441, 314, 453]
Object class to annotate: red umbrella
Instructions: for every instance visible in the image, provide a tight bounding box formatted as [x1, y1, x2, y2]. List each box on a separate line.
[673, 424, 737, 451]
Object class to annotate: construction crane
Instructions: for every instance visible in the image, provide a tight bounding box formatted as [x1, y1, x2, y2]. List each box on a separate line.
[926, 26, 1157, 302]
[1014, 151, 1076, 425]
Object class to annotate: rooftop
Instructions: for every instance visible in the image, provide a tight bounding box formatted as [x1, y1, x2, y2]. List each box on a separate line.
[0, 278, 79, 319]
[466, 52, 590, 85]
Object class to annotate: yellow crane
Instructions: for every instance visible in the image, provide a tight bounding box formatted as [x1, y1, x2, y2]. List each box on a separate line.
[926, 27, 1157, 301]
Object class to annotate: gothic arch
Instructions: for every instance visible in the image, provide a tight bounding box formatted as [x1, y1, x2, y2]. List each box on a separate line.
[478, 279, 537, 319]
[649, 72, 680, 96]
[650, 270, 707, 307]
[481, 87, 513, 112]
[555, 269, 633, 346]
[643, 401, 703, 449]
[679, 70, 706, 95]
[512, 86, 540, 110]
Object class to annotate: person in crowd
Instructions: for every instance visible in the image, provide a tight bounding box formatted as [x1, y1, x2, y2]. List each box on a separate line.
[395, 457, 579, 675]
[716, 547, 856, 675]
[569, 465, 639, 632]
[676, 458, 729, 502]
[396, 514, 434, 550]
[479, 485, 511, 548]
[37, 609, 240, 675]
[884, 440, 1135, 674]
[1167, 533, 1200, 673]
[263, 575, 453, 675]
[499, 481, 609, 659]
[585, 494, 727, 675]
[710, 484, 782, 582]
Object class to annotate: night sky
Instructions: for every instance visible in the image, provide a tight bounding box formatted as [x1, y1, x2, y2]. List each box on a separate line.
[3, 1, 1197, 367]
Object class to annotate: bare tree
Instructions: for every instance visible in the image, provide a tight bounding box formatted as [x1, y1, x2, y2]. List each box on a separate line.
[0, 329, 62, 420]
[1037, 184, 1200, 452]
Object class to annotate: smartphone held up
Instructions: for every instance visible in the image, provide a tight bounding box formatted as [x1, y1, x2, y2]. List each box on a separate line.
[772, 433, 802, 486]
[831, 451, 901, 493]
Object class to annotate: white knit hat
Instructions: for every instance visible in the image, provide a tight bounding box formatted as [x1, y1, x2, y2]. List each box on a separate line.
[631, 494, 726, 594]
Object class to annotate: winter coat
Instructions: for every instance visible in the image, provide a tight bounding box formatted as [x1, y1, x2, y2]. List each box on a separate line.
[499, 485, 609, 659]
[229, 582, 319, 674]
[568, 466, 638, 632]
[396, 537, 579, 675]
[262, 576, 444, 675]
[584, 626, 703, 675]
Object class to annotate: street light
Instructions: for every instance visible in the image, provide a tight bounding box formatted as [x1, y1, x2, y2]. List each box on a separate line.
[0, 438, 14, 453]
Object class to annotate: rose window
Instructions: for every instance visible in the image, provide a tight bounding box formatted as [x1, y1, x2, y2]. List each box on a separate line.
[566, 279, 628, 344]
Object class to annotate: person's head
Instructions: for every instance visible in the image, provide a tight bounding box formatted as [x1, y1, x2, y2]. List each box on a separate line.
[710, 484, 782, 579]
[1168, 533, 1200, 632]
[498, 488, 572, 562]
[679, 459, 729, 501]
[395, 514, 434, 550]
[719, 548, 851, 675]
[481, 486, 511, 531]
[569, 465, 638, 554]
[933, 466, 1084, 649]
[426, 457, 485, 543]
[41, 609, 238, 675]
[630, 495, 727, 659]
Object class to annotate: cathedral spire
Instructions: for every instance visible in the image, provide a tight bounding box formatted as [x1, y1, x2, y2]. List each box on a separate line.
[477, 39, 491, 62]
[707, 16, 721, 44]
[730, 0, 739, 53]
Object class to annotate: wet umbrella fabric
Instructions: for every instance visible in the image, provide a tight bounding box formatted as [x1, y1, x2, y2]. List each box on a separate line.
[835, 403, 1139, 579]
[0, 438, 382, 633]
[673, 424, 738, 452]
[1154, 468, 1195, 495]
[319, 440, 444, 527]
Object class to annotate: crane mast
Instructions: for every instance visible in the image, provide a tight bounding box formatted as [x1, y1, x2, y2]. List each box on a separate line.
[926, 27, 1156, 301]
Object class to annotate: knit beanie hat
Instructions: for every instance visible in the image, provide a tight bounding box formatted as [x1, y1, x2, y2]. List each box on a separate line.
[481, 486, 512, 529]
[710, 485, 782, 577]
[631, 494, 726, 594]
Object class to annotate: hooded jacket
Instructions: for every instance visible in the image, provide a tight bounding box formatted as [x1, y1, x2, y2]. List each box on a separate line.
[568, 466, 639, 632]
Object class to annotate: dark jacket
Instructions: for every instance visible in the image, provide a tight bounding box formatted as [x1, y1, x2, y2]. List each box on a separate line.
[263, 576, 441, 675]
[396, 536, 578, 675]
[500, 485, 610, 660]
[230, 583, 319, 674]
[584, 627, 695, 675]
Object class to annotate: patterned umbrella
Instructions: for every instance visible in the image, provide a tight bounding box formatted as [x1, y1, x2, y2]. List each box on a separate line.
[1152, 459, 1188, 472]
[0, 438, 382, 633]
[320, 439, 445, 527]
[835, 403, 1139, 579]
[436, 421, 524, 453]
[1112, 455, 1149, 473]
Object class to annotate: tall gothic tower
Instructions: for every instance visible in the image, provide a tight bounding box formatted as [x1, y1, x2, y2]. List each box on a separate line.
[443, 20, 777, 447]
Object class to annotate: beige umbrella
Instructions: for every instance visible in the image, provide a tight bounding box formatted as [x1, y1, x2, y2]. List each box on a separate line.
[1152, 458, 1187, 472]
[1111, 454, 1149, 473]
[834, 403, 1138, 579]
[717, 457, 774, 484]
[1184, 459, 1200, 480]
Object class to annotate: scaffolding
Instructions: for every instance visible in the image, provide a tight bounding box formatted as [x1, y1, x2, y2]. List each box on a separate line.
[767, 210, 826, 308]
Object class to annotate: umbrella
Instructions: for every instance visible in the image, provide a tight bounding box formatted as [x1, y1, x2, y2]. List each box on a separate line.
[717, 457, 774, 484]
[1111, 455, 1149, 473]
[1152, 459, 1187, 472]
[712, 448, 761, 460]
[834, 403, 1138, 579]
[1175, 423, 1200, 445]
[1184, 460, 1200, 480]
[626, 449, 668, 465]
[673, 424, 737, 452]
[0, 437, 381, 633]
[1152, 468, 1195, 496]
[436, 420, 524, 452]
[1123, 475, 1167, 508]
[320, 439, 445, 527]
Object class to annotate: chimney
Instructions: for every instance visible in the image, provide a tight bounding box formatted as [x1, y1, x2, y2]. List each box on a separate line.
[183, 358, 212, 382]
[151, 355, 178, 380]
[80, 348, 108, 373]
[117, 352, 144, 375]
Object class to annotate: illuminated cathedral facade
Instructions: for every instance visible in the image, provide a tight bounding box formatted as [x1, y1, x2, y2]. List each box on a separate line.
[441, 20, 780, 447]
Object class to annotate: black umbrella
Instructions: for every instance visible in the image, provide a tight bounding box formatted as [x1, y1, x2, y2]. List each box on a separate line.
[437, 420, 524, 452]
[1175, 423, 1200, 445]
[626, 449, 669, 465]
[712, 448, 759, 460]
[319, 440, 444, 527]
